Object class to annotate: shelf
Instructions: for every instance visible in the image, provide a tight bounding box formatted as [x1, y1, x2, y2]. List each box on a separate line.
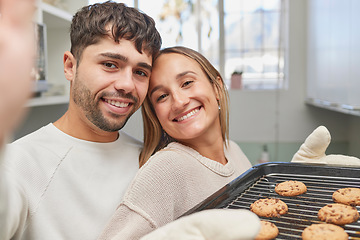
[29, 1, 89, 108]
[40, 2, 72, 28]
[27, 95, 69, 107]
[306, 98, 360, 117]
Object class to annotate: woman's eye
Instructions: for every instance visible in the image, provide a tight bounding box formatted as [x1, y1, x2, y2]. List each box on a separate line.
[156, 94, 168, 102]
[182, 80, 194, 87]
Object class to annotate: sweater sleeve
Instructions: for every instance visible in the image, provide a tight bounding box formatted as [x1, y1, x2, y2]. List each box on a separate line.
[0, 147, 8, 239]
[0, 147, 28, 240]
[97, 202, 156, 240]
[98, 150, 195, 240]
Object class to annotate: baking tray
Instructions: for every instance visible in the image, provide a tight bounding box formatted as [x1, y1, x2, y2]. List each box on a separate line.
[183, 162, 360, 239]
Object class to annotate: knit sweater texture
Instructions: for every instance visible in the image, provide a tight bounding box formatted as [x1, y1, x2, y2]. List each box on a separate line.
[98, 141, 252, 240]
[0, 123, 141, 240]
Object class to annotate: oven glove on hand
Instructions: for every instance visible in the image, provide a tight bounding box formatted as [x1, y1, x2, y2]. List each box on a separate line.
[140, 209, 260, 240]
[291, 125, 360, 166]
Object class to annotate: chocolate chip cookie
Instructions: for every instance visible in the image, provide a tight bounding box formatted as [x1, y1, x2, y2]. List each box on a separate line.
[302, 223, 348, 240]
[255, 220, 279, 240]
[275, 180, 307, 197]
[318, 203, 359, 225]
[333, 187, 360, 206]
[250, 198, 288, 218]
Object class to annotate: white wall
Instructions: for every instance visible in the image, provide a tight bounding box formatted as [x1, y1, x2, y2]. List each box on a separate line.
[349, 116, 360, 157]
[307, 0, 360, 109]
[229, 0, 350, 144]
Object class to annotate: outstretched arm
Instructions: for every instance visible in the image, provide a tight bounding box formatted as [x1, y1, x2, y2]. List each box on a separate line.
[0, 0, 35, 238]
[0, 0, 35, 145]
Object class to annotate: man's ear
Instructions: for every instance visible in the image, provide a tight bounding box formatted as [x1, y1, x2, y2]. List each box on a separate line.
[63, 51, 77, 82]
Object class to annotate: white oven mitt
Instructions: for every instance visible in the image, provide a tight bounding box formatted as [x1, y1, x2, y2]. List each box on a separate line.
[140, 209, 260, 240]
[291, 126, 360, 166]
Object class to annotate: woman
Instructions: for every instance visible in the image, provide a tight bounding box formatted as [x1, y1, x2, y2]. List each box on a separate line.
[98, 46, 253, 239]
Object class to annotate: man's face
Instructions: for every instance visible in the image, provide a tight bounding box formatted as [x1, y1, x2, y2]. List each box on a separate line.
[70, 37, 152, 133]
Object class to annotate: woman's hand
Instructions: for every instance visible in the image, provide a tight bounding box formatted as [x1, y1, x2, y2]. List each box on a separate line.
[141, 209, 260, 240]
[292, 125, 360, 166]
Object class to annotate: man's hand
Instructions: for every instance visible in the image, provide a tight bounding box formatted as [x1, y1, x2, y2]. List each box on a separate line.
[141, 209, 260, 240]
[292, 126, 360, 166]
[0, 0, 36, 145]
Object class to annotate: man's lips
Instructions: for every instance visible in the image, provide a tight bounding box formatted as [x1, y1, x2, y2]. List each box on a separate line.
[173, 107, 201, 122]
[103, 98, 132, 108]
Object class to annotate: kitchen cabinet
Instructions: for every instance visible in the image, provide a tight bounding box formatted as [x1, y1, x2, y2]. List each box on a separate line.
[306, 0, 360, 117]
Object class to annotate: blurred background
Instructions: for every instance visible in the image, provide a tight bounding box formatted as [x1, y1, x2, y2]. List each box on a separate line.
[17, 0, 360, 165]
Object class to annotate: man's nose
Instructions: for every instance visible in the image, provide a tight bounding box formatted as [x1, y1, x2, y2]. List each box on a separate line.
[114, 69, 135, 93]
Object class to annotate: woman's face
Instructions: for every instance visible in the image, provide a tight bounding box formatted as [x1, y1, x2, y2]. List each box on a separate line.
[148, 53, 221, 144]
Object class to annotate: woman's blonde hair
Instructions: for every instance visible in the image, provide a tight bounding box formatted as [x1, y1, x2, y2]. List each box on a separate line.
[139, 46, 230, 167]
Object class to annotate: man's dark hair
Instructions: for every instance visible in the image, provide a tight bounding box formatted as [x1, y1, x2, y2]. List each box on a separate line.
[70, 1, 162, 61]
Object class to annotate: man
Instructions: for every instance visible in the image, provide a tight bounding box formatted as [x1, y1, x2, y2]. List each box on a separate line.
[2, 2, 162, 239]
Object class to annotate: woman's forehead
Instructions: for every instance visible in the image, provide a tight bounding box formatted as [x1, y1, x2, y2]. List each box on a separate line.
[153, 53, 200, 74]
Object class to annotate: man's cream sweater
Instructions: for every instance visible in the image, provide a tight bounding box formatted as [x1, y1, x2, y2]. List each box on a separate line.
[0, 124, 141, 240]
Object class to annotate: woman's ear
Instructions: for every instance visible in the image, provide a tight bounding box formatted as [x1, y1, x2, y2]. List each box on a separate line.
[63, 51, 77, 82]
[214, 76, 223, 101]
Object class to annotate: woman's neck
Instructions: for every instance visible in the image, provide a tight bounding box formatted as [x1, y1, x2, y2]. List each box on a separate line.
[179, 135, 227, 165]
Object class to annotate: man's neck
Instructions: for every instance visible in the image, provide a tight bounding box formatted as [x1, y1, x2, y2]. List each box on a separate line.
[53, 112, 119, 143]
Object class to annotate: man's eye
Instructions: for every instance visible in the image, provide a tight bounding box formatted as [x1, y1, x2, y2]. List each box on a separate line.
[103, 62, 117, 68]
[135, 70, 148, 77]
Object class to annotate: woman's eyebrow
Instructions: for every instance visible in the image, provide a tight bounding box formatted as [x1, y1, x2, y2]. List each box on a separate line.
[176, 70, 196, 79]
[149, 71, 197, 97]
[149, 85, 163, 97]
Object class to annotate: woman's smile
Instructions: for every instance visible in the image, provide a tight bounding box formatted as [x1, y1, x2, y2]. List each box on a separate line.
[173, 107, 201, 122]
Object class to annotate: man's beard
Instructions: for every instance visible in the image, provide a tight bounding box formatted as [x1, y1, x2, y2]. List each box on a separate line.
[72, 76, 138, 132]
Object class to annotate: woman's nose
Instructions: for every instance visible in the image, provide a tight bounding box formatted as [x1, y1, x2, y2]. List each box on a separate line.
[171, 92, 189, 111]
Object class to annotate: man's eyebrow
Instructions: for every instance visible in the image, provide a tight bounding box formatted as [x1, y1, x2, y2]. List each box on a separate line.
[100, 52, 127, 61]
[100, 53, 152, 71]
[138, 62, 152, 72]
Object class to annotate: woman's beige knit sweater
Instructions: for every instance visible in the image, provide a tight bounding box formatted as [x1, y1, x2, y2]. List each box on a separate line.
[98, 141, 252, 240]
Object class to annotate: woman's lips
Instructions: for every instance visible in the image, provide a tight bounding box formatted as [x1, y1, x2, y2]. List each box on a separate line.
[173, 107, 201, 122]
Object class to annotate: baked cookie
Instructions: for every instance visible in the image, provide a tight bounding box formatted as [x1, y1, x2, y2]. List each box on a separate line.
[250, 198, 288, 218]
[318, 203, 359, 225]
[302, 223, 348, 240]
[275, 180, 307, 196]
[255, 220, 279, 240]
[333, 187, 360, 206]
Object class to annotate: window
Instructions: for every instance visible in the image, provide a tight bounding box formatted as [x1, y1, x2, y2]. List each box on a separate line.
[224, 0, 287, 90]
[89, 0, 288, 90]
[136, 0, 220, 71]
